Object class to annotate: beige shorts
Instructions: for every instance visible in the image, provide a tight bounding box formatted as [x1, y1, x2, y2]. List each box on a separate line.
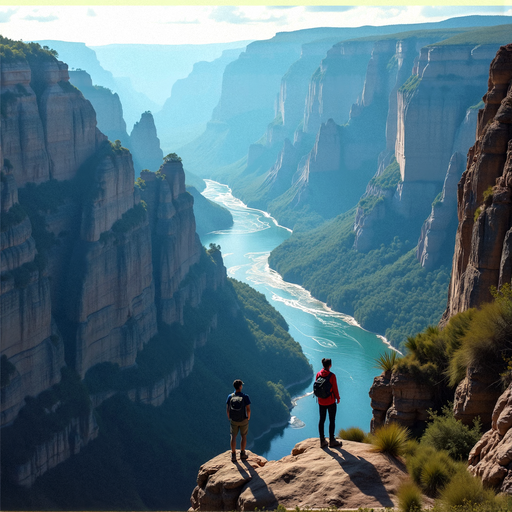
[230, 419, 249, 437]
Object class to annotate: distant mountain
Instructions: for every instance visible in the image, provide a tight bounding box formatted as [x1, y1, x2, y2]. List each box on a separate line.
[91, 41, 253, 106]
[33, 39, 158, 127]
[155, 48, 244, 152]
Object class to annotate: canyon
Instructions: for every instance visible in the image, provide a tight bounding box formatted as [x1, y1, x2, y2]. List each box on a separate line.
[1, 17, 512, 510]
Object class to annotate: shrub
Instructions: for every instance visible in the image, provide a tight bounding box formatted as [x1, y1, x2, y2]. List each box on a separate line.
[371, 422, 410, 457]
[397, 479, 422, 512]
[420, 457, 451, 497]
[447, 296, 512, 387]
[421, 404, 481, 460]
[438, 469, 495, 508]
[163, 152, 182, 163]
[338, 426, 370, 443]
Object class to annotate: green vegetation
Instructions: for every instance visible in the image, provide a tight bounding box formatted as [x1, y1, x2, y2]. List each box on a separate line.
[397, 480, 423, 512]
[368, 158, 401, 191]
[338, 426, 371, 443]
[421, 405, 481, 461]
[431, 24, 512, 46]
[447, 284, 512, 387]
[371, 423, 411, 457]
[3, 253, 311, 510]
[164, 152, 182, 163]
[399, 75, 422, 94]
[270, 209, 450, 348]
[0, 36, 58, 63]
[375, 350, 400, 372]
[111, 202, 147, 234]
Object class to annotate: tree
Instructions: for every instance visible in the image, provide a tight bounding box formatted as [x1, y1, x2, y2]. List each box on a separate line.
[163, 153, 182, 163]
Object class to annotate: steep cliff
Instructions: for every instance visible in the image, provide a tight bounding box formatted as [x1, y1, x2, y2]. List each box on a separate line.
[129, 111, 164, 174]
[1, 40, 312, 506]
[68, 69, 130, 147]
[445, 42, 512, 319]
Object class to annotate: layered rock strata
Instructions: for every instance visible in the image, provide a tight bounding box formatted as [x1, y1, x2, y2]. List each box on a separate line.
[445, 43, 512, 319]
[369, 370, 436, 432]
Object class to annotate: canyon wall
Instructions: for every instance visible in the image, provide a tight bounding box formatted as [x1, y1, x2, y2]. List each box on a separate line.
[0, 44, 227, 487]
[129, 111, 164, 174]
[444, 43, 512, 319]
[69, 69, 130, 148]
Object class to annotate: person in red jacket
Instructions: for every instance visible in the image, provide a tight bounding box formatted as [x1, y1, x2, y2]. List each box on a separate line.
[316, 358, 342, 448]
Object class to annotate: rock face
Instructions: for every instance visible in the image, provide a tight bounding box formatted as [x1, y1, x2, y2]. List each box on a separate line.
[303, 40, 373, 135]
[468, 383, 512, 492]
[355, 41, 497, 253]
[444, 43, 512, 320]
[369, 370, 436, 433]
[129, 111, 164, 174]
[1, 58, 104, 187]
[0, 44, 227, 487]
[69, 69, 130, 147]
[190, 438, 408, 511]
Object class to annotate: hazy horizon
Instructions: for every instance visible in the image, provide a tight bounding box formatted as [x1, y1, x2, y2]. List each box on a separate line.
[1, 5, 511, 47]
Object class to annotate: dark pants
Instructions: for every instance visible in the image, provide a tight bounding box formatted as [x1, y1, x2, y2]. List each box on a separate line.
[319, 402, 337, 440]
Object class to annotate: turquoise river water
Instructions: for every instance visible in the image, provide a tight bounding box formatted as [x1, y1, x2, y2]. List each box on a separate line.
[200, 180, 394, 461]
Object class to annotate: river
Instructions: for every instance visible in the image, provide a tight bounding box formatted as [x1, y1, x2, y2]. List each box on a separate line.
[200, 180, 394, 461]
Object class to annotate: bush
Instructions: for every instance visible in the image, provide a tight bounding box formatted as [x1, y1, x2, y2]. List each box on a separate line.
[420, 457, 452, 497]
[397, 480, 422, 512]
[371, 422, 410, 457]
[438, 469, 495, 508]
[447, 295, 512, 387]
[338, 426, 370, 443]
[421, 404, 482, 460]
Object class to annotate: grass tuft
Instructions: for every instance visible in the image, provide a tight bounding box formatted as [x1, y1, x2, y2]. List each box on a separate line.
[338, 426, 371, 443]
[371, 422, 410, 457]
[397, 479, 422, 512]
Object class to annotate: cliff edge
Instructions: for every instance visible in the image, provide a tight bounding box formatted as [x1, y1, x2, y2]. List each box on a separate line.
[190, 438, 410, 511]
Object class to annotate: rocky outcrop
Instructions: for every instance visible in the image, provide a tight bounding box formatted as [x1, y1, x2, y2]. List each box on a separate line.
[190, 438, 409, 511]
[1, 58, 105, 187]
[468, 383, 512, 492]
[445, 43, 512, 320]
[69, 70, 130, 147]
[453, 365, 503, 430]
[369, 370, 436, 432]
[129, 111, 163, 174]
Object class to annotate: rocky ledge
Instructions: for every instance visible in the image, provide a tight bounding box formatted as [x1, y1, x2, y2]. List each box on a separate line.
[189, 437, 408, 511]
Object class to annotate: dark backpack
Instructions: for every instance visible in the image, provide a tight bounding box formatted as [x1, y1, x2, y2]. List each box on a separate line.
[229, 393, 245, 422]
[313, 373, 332, 399]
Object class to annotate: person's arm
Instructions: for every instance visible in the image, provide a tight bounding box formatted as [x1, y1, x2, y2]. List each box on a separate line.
[227, 404, 230, 419]
[246, 404, 251, 421]
[332, 374, 340, 403]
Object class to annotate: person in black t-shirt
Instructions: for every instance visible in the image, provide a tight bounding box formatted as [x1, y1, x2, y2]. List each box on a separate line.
[226, 379, 251, 462]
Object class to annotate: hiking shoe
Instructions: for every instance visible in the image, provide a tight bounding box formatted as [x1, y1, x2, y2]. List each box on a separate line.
[240, 451, 249, 460]
[320, 438, 328, 448]
[329, 439, 342, 448]
[231, 452, 237, 462]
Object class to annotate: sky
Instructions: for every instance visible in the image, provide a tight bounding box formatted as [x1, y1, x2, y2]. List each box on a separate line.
[0, 5, 511, 46]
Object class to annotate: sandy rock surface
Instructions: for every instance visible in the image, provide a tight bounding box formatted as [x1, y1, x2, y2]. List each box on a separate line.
[190, 437, 408, 511]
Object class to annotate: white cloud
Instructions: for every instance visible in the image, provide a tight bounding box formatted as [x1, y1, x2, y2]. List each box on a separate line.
[0, 8, 16, 23]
